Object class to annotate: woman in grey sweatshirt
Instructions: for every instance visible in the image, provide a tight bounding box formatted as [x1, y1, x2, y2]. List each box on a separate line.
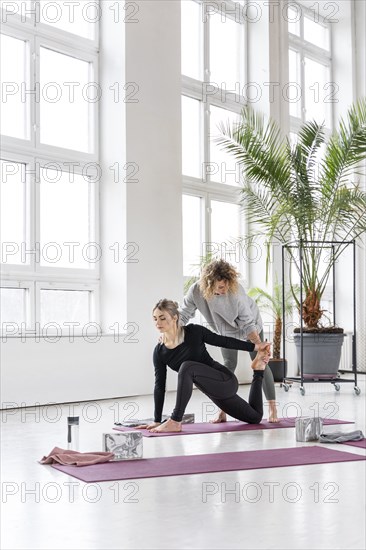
[179, 259, 278, 422]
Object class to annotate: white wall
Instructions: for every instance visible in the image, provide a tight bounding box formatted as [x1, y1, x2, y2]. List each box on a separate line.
[332, 0, 366, 369]
[1, 0, 184, 408]
[1, 0, 365, 408]
[353, 0, 366, 370]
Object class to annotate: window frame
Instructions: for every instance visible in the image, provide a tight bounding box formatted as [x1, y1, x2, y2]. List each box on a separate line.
[0, 0, 100, 335]
[182, 186, 247, 284]
[35, 155, 100, 279]
[0, 279, 35, 333]
[34, 36, 99, 160]
[181, 0, 248, 281]
[35, 280, 100, 335]
[0, 150, 33, 274]
[288, 3, 334, 132]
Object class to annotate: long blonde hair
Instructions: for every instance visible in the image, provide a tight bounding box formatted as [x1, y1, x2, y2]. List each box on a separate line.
[199, 259, 239, 300]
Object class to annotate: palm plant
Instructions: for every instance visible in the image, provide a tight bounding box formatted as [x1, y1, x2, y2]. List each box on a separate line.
[217, 100, 366, 330]
[248, 282, 296, 359]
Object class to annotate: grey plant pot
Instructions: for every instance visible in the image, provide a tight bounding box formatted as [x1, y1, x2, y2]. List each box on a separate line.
[293, 333, 346, 378]
[268, 359, 287, 382]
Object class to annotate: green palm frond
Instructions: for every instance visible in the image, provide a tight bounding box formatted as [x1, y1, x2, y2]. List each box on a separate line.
[218, 100, 366, 328]
[216, 110, 290, 196]
[248, 283, 297, 320]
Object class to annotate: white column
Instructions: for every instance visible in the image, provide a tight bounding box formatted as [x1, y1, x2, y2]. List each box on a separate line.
[124, 0, 183, 339]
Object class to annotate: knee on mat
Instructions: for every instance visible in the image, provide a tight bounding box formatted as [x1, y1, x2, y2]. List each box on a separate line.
[247, 412, 263, 424]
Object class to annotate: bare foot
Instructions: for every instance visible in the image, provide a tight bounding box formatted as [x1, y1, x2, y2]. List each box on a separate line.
[150, 418, 182, 433]
[137, 422, 161, 430]
[209, 411, 227, 423]
[251, 350, 269, 371]
[268, 401, 279, 423]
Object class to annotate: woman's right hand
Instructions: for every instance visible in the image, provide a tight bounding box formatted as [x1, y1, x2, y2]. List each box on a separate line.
[255, 341, 271, 353]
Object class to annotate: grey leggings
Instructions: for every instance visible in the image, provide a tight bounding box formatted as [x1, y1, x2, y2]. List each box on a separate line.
[221, 332, 276, 401]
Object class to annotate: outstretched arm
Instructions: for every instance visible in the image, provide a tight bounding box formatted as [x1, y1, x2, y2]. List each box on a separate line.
[200, 325, 270, 354]
[200, 325, 256, 352]
[135, 347, 166, 430]
[153, 347, 167, 423]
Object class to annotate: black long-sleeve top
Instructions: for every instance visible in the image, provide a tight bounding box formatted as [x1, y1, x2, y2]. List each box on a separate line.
[153, 323, 255, 422]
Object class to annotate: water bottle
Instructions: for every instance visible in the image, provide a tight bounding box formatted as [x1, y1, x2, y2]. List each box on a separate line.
[67, 416, 80, 450]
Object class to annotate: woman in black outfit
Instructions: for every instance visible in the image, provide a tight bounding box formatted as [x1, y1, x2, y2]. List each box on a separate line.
[139, 299, 271, 433]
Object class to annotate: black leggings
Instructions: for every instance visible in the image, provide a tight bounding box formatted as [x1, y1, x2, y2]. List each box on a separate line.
[171, 361, 264, 424]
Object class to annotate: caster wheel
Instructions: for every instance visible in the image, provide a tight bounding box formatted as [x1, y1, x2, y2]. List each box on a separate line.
[354, 386, 361, 396]
[300, 387, 305, 396]
[334, 383, 340, 391]
[283, 384, 289, 392]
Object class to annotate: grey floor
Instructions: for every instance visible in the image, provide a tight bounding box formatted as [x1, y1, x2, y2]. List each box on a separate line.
[1, 374, 365, 550]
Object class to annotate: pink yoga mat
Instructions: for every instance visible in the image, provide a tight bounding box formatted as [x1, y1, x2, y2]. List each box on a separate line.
[342, 439, 366, 449]
[51, 446, 365, 483]
[113, 417, 354, 437]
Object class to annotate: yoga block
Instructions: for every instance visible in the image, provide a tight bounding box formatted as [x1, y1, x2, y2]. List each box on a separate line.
[181, 413, 195, 424]
[295, 417, 323, 442]
[103, 431, 143, 460]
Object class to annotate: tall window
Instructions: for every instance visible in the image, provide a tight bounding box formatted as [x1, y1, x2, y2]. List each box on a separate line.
[287, 3, 335, 314]
[287, 3, 334, 134]
[181, 0, 246, 282]
[0, 1, 100, 336]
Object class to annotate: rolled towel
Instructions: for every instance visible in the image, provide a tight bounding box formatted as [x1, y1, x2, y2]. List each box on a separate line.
[319, 430, 364, 444]
[40, 446, 115, 466]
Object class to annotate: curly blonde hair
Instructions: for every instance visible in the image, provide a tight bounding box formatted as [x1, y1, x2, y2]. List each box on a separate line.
[199, 259, 239, 300]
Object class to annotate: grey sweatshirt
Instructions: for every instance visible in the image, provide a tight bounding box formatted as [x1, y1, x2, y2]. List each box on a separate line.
[179, 282, 263, 339]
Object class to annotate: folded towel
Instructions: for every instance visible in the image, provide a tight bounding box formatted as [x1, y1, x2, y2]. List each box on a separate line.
[40, 446, 115, 466]
[319, 430, 364, 444]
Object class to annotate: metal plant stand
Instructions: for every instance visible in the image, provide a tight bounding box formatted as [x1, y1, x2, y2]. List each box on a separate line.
[281, 239, 361, 396]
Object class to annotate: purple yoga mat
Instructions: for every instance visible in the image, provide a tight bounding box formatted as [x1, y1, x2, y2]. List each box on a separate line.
[52, 446, 366, 483]
[342, 439, 366, 449]
[113, 417, 354, 437]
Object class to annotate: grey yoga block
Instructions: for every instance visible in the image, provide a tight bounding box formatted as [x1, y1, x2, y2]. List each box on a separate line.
[103, 431, 143, 460]
[296, 417, 323, 442]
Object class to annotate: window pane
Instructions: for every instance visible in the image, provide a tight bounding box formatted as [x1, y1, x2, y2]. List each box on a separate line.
[304, 17, 329, 50]
[40, 168, 92, 269]
[40, 289, 90, 327]
[289, 132, 299, 146]
[181, 0, 202, 80]
[304, 57, 331, 127]
[183, 195, 202, 276]
[38, 0, 97, 40]
[40, 47, 93, 152]
[287, 6, 301, 36]
[0, 288, 26, 326]
[0, 160, 27, 265]
[210, 13, 243, 88]
[288, 49, 301, 118]
[0, 1, 31, 19]
[209, 106, 240, 185]
[0, 34, 29, 140]
[211, 201, 241, 265]
[182, 96, 201, 178]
